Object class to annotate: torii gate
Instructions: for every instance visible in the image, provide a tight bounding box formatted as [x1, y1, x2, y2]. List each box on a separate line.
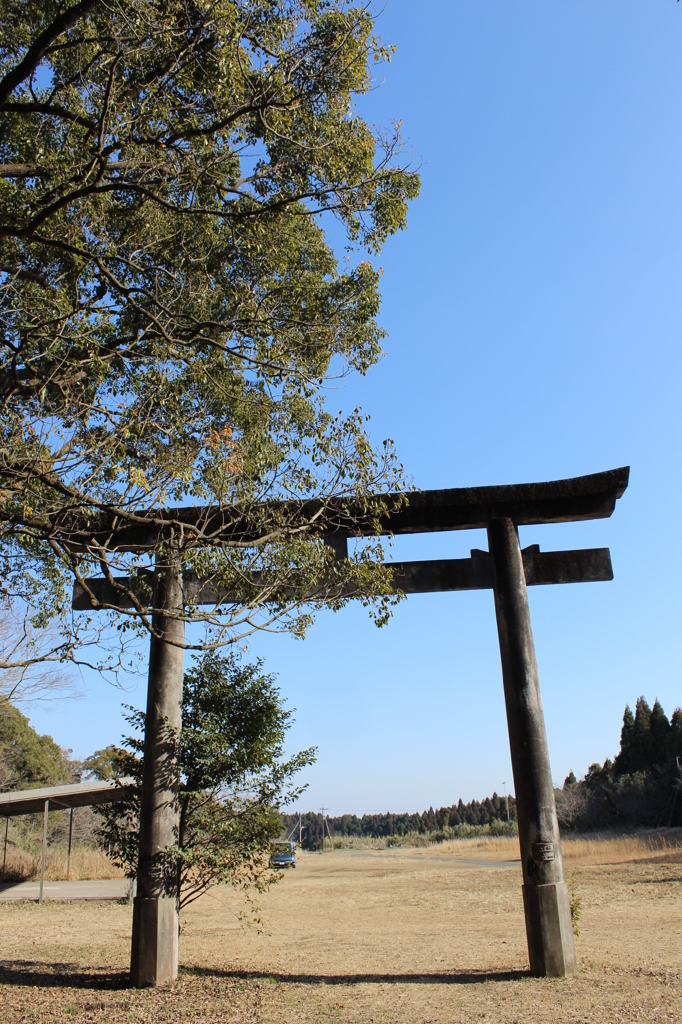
[72, 465, 629, 986]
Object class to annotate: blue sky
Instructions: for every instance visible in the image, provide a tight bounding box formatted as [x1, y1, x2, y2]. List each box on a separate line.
[29, 1, 681, 814]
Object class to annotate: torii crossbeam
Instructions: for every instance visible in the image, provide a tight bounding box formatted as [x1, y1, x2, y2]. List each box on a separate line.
[72, 465, 629, 985]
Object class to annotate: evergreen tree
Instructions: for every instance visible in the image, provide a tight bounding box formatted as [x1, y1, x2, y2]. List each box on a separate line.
[0, 702, 70, 788]
[669, 709, 682, 764]
[93, 652, 314, 906]
[630, 697, 653, 773]
[0, 0, 419, 673]
[649, 700, 671, 766]
[614, 704, 635, 775]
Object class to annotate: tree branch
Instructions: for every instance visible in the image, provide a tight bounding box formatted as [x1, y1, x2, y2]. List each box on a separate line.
[0, 0, 100, 106]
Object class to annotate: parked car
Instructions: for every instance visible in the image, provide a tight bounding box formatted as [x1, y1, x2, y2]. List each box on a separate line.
[270, 840, 296, 868]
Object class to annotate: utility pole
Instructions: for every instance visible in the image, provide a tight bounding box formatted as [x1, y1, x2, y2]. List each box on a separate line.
[319, 807, 327, 852]
[502, 781, 511, 835]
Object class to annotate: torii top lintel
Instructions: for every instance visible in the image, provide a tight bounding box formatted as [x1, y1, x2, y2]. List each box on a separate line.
[348, 465, 630, 536]
[73, 466, 629, 553]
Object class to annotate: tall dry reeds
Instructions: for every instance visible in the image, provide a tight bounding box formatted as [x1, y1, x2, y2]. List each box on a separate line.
[560, 829, 682, 865]
[0, 842, 124, 882]
[435, 829, 682, 865]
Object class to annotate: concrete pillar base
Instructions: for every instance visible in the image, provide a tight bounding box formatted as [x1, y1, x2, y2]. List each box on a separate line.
[130, 896, 178, 987]
[522, 881, 576, 977]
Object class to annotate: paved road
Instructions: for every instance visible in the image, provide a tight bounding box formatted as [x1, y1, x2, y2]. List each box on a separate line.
[0, 878, 132, 901]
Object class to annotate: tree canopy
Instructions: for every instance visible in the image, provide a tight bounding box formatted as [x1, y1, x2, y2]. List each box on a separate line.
[0, 701, 71, 788]
[0, 0, 419, 671]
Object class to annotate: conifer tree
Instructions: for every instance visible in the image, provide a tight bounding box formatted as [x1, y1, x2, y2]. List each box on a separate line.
[649, 699, 671, 765]
[670, 708, 682, 764]
[630, 697, 654, 774]
[614, 703, 635, 775]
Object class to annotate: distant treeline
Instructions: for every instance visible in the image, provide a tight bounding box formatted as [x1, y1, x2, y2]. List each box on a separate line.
[283, 696, 682, 847]
[281, 793, 517, 850]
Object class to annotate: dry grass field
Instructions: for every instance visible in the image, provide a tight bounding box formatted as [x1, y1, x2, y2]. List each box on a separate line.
[1, 833, 681, 1023]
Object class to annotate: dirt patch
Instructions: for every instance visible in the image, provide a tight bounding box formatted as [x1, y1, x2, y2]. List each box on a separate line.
[1, 840, 681, 1022]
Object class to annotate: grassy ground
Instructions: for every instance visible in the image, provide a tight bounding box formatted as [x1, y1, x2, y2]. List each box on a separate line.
[0, 833, 680, 1022]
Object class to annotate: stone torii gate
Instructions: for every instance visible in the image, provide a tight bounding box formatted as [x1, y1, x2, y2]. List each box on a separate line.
[72, 465, 629, 986]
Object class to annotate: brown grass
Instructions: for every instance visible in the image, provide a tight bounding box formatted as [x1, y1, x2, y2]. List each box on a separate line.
[1, 842, 124, 883]
[561, 828, 682, 864]
[1, 832, 681, 1023]
[425, 828, 682, 866]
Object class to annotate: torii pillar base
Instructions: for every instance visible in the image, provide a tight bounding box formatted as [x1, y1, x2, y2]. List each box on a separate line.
[522, 881, 575, 977]
[130, 897, 179, 988]
[488, 518, 576, 978]
[130, 560, 184, 988]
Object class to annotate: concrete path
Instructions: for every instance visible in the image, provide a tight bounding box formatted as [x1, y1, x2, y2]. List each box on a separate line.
[0, 878, 132, 901]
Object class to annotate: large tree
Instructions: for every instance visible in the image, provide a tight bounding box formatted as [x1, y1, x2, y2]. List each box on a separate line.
[0, 0, 419, 669]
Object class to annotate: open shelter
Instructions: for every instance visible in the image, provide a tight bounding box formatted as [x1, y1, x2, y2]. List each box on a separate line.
[0, 778, 135, 903]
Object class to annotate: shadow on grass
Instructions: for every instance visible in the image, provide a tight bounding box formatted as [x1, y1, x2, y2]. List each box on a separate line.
[0, 961, 130, 990]
[0, 961, 531, 990]
[630, 875, 682, 884]
[185, 965, 530, 986]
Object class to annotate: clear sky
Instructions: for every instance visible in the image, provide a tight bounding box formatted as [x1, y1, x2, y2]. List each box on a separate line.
[28, 1, 682, 815]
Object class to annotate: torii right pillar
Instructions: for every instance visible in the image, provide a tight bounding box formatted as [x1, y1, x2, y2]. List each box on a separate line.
[488, 517, 576, 977]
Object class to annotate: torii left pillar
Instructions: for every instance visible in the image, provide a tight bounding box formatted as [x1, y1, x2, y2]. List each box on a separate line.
[130, 559, 184, 987]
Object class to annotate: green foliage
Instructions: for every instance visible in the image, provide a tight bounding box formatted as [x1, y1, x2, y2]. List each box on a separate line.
[0, 0, 420, 669]
[93, 651, 315, 907]
[81, 744, 128, 782]
[0, 701, 70, 789]
[557, 697, 682, 831]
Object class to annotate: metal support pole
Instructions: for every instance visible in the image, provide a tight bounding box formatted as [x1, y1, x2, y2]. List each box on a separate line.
[39, 799, 49, 905]
[503, 782, 511, 836]
[3, 817, 8, 875]
[130, 556, 185, 988]
[487, 518, 576, 978]
[66, 807, 74, 879]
